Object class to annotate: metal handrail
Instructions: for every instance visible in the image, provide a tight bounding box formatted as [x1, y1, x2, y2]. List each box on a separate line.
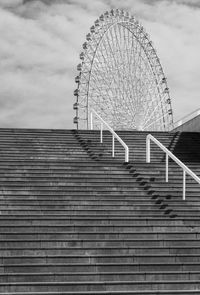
[90, 109, 129, 162]
[146, 134, 200, 200]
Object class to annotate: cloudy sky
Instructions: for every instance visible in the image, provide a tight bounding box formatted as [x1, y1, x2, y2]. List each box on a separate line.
[0, 0, 200, 129]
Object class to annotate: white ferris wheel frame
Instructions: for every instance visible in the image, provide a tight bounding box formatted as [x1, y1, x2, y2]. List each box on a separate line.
[73, 9, 173, 131]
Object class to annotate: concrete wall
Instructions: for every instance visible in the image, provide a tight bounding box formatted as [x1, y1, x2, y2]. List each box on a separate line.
[173, 114, 200, 132]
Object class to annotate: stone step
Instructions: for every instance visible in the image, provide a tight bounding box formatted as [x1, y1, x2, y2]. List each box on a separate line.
[0, 181, 199, 190]
[0, 180, 143, 186]
[0, 225, 194, 233]
[0, 216, 186, 225]
[0, 148, 176, 154]
[1, 246, 200, 256]
[0, 195, 152, 200]
[0, 271, 200, 283]
[4, 174, 198, 183]
[0, 232, 198, 240]
[0, 191, 147, 196]
[0, 180, 145, 192]
[0, 160, 118, 165]
[0, 210, 173, 216]
[0, 204, 169, 210]
[0, 175, 133, 180]
[145, 183, 200, 190]
[0, 279, 200, 292]
[0, 199, 162, 205]
[0, 209, 199, 217]
[0, 171, 133, 176]
[0, 200, 198, 208]
[1, 238, 200, 248]
[0, 147, 87, 151]
[1, 254, 200, 264]
[2, 262, 200, 273]
[0, 191, 197, 199]
[0, 213, 197, 220]
[0, 193, 198, 201]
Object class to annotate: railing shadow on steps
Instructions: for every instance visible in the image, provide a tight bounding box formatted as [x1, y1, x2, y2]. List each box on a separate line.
[169, 132, 200, 163]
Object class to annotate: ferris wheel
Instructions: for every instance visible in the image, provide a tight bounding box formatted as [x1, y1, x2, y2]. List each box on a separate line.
[73, 9, 173, 131]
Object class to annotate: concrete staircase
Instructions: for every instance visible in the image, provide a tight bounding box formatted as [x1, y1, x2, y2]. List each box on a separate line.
[0, 128, 200, 294]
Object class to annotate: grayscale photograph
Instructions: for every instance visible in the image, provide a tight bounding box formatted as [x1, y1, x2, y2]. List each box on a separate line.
[0, 0, 200, 294]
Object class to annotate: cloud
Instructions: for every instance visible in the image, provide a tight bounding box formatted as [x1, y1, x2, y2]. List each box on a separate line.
[0, 1, 81, 128]
[0, 0, 23, 8]
[0, 0, 199, 129]
[172, 0, 200, 8]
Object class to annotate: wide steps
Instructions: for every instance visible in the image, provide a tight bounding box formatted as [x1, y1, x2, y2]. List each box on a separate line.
[0, 128, 200, 294]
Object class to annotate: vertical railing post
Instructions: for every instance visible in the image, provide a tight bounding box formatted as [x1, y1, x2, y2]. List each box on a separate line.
[112, 134, 115, 158]
[90, 111, 93, 130]
[146, 136, 150, 163]
[166, 154, 169, 182]
[125, 147, 129, 163]
[183, 170, 186, 200]
[100, 123, 103, 143]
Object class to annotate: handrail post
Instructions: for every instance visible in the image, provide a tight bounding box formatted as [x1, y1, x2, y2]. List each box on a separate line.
[125, 148, 129, 163]
[183, 170, 186, 200]
[90, 112, 93, 130]
[166, 154, 169, 182]
[100, 123, 103, 143]
[146, 136, 150, 163]
[112, 135, 115, 158]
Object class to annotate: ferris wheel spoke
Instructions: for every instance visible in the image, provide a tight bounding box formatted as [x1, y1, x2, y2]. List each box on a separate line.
[90, 71, 122, 116]
[111, 24, 135, 111]
[103, 30, 134, 114]
[142, 85, 162, 124]
[127, 31, 139, 115]
[90, 47, 118, 97]
[121, 25, 138, 109]
[137, 56, 161, 119]
[135, 39, 145, 111]
[121, 23, 138, 115]
[130, 36, 142, 111]
[143, 111, 170, 130]
[96, 40, 128, 113]
[100, 37, 126, 110]
[142, 98, 167, 130]
[109, 27, 127, 103]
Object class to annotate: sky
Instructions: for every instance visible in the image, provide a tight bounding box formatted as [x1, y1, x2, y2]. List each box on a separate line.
[0, 0, 200, 129]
